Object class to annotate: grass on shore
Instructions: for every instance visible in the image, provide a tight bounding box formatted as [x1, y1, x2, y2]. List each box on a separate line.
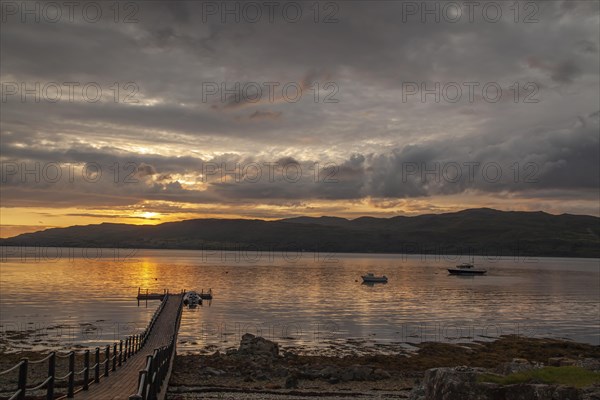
[478, 366, 600, 388]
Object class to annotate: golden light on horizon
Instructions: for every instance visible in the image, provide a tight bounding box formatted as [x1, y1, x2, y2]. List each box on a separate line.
[1, 191, 599, 239]
[140, 211, 159, 219]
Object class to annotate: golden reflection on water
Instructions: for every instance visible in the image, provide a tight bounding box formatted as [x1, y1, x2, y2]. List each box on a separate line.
[0, 248, 599, 353]
[138, 260, 159, 290]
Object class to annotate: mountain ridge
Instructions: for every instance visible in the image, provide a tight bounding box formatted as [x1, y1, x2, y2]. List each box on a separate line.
[1, 208, 598, 258]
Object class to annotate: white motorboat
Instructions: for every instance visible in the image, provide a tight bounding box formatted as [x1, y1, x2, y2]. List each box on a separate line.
[183, 291, 202, 307]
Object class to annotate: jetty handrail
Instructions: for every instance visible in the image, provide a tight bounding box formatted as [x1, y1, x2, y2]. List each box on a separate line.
[130, 295, 184, 400]
[0, 294, 173, 400]
[0, 360, 25, 376]
[28, 376, 53, 391]
[28, 353, 54, 364]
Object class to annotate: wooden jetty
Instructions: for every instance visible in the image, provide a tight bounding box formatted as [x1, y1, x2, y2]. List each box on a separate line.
[0, 293, 185, 400]
[137, 288, 168, 301]
[138, 288, 213, 301]
[199, 289, 213, 300]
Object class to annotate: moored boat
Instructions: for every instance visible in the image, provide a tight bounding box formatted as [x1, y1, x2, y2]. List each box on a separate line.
[447, 262, 487, 275]
[361, 273, 388, 283]
[183, 291, 202, 307]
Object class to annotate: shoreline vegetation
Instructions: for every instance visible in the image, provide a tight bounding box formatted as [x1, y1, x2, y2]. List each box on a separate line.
[1, 209, 599, 258]
[1, 335, 599, 399]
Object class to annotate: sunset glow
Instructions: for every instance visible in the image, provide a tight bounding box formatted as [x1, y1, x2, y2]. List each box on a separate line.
[0, 1, 598, 236]
[1, 2, 599, 398]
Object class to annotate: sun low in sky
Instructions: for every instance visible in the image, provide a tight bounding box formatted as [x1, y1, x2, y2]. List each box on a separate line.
[0, 1, 599, 237]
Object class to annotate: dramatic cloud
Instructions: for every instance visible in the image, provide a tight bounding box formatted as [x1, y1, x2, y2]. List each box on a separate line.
[1, 0, 599, 235]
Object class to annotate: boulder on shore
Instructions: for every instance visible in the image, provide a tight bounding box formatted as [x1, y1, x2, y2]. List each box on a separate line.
[409, 366, 584, 400]
[236, 333, 279, 358]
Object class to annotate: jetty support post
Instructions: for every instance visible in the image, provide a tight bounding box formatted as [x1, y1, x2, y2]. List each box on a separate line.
[94, 348, 100, 383]
[46, 352, 55, 400]
[123, 338, 128, 362]
[104, 345, 110, 377]
[67, 351, 75, 398]
[17, 359, 27, 400]
[118, 340, 123, 366]
[83, 350, 90, 390]
[112, 343, 117, 371]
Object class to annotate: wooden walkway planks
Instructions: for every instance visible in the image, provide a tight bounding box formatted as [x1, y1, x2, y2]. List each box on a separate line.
[74, 294, 183, 400]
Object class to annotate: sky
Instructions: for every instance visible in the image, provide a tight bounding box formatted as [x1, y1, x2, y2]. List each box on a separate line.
[0, 0, 599, 237]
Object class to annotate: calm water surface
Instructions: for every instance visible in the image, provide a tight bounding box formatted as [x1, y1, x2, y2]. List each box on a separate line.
[1, 248, 598, 354]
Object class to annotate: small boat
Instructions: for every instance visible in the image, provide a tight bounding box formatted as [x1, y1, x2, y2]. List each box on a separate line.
[361, 273, 388, 283]
[183, 291, 202, 307]
[448, 262, 487, 275]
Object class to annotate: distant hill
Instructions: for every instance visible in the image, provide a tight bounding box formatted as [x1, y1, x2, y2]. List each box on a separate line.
[1, 208, 599, 258]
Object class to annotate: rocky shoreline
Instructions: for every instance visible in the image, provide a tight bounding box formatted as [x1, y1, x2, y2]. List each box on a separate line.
[1, 334, 598, 399]
[168, 334, 600, 400]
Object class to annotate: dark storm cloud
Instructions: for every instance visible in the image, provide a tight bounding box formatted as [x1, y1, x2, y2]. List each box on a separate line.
[0, 0, 598, 214]
[527, 58, 582, 84]
[1, 111, 597, 210]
